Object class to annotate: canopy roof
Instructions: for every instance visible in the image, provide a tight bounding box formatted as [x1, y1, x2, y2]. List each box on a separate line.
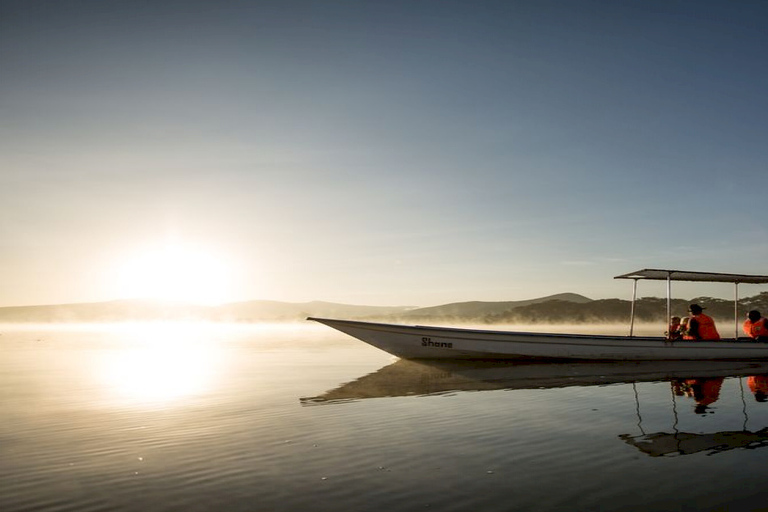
[614, 269, 768, 284]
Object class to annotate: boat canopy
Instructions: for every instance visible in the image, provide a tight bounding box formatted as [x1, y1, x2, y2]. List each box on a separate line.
[614, 268, 768, 338]
[615, 269, 768, 284]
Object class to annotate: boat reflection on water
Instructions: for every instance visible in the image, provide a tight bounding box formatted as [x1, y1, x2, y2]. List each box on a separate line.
[301, 359, 768, 457]
[621, 374, 768, 457]
[300, 359, 768, 405]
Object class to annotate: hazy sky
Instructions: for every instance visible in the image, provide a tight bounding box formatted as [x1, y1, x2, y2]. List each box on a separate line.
[2, 0, 767, 307]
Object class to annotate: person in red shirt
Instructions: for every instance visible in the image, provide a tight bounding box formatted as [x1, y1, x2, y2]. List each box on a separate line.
[743, 310, 768, 341]
[683, 304, 720, 340]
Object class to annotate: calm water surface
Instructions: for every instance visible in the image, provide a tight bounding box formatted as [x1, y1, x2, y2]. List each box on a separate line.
[4, 323, 768, 511]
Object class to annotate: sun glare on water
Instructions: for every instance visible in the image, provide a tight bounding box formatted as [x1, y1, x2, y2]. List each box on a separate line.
[100, 323, 223, 406]
[117, 242, 235, 305]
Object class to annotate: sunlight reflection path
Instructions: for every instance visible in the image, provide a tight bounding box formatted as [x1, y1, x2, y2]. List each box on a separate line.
[100, 323, 223, 407]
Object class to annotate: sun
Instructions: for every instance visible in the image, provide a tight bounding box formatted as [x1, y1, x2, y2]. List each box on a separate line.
[117, 242, 234, 305]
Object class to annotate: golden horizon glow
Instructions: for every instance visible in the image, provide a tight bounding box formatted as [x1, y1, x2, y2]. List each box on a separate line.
[116, 242, 236, 306]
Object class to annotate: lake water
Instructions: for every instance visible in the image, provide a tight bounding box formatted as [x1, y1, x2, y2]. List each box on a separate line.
[4, 322, 768, 511]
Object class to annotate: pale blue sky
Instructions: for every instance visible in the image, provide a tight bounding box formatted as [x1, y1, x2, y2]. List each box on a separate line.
[2, 0, 767, 307]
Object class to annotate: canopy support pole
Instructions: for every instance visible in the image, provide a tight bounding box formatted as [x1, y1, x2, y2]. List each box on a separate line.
[629, 278, 638, 337]
[666, 273, 672, 335]
[734, 282, 740, 340]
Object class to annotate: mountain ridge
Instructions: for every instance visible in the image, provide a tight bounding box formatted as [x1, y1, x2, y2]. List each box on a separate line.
[2, 292, 768, 324]
[0, 295, 588, 323]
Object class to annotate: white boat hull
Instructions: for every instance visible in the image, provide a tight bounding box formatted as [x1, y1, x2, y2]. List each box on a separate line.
[309, 317, 768, 361]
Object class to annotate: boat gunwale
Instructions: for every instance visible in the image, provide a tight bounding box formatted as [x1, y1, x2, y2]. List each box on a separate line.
[307, 317, 768, 348]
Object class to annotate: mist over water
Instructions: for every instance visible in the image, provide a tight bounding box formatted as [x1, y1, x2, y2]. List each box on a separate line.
[3, 323, 768, 511]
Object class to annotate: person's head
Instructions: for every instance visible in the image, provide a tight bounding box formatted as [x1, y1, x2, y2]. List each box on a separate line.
[748, 310, 762, 322]
[688, 304, 704, 315]
[670, 316, 681, 324]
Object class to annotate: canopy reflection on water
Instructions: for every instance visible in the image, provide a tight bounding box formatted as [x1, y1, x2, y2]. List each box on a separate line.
[621, 375, 768, 457]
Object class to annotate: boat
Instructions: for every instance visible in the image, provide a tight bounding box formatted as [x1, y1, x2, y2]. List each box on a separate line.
[308, 269, 768, 361]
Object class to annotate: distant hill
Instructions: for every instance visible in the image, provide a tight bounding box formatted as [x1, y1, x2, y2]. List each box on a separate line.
[487, 293, 768, 324]
[394, 293, 593, 322]
[0, 299, 415, 323]
[208, 300, 415, 322]
[0, 299, 209, 323]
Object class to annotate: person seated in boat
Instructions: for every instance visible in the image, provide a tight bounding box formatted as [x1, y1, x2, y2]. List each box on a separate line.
[666, 316, 683, 340]
[743, 310, 768, 341]
[683, 304, 720, 341]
